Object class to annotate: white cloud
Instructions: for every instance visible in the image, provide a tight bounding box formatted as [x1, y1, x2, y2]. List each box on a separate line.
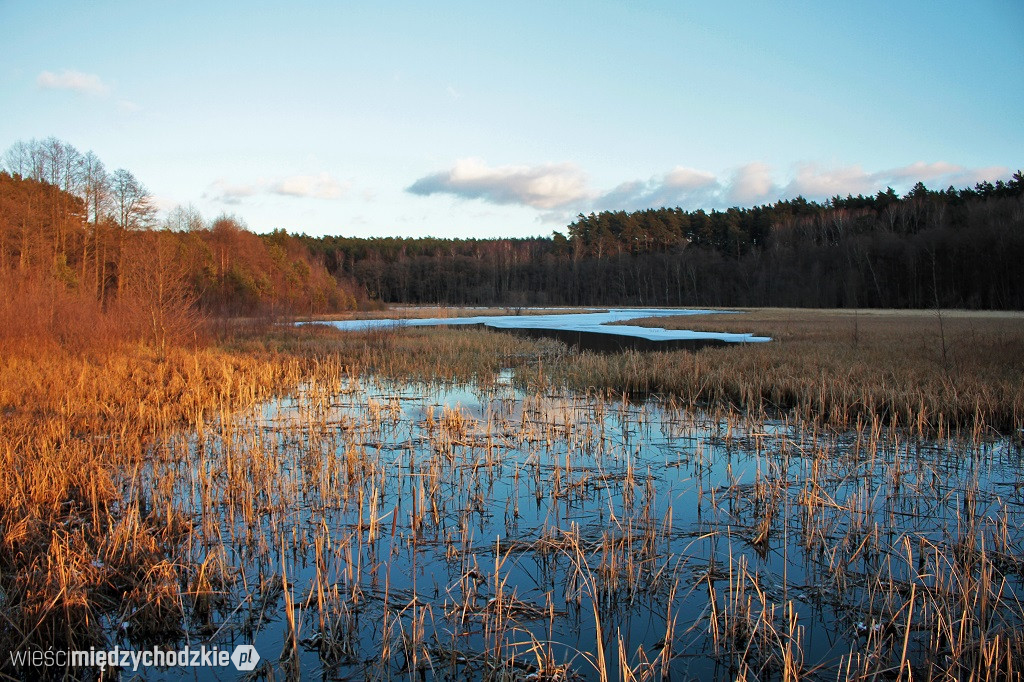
[727, 162, 777, 205]
[885, 161, 962, 183]
[204, 180, 258, 205]
[36, 69, 110, 96]
[205, 173, 349, 204]
[935, 165, 1008, 189]
[783, 161, 1011, 199]
[271, 173, 348, 199]
[591, 167, 722, 213]
[407, 157, 1013, 218]
[664, 166, 718, 190]
[784, 162, 875, 198]
[407, 158, 589, 210]
[408, 160, 725, 216]
[117, 99, 141, 113]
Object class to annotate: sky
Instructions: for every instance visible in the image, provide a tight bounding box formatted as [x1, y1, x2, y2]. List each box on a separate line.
[1, 1, 1022, 239]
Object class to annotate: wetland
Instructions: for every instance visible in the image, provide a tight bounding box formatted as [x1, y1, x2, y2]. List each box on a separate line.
[2, 310, 1023, 680]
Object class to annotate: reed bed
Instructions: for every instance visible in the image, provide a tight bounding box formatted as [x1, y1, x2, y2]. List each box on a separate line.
[0, 344, 305, 656]
[2, 318, 1022, 680]
[300, 304, 590, 323]
[566, 308, 1024, 434]
[228, 323, 567, 384]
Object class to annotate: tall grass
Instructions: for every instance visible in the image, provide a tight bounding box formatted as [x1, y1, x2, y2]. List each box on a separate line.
[0, 320, 558, 665]
[0, 343, 305, 654]
[553, 309, 1024, 434]
[228, 323, 566, 384]
[2, 307, 1021, 680]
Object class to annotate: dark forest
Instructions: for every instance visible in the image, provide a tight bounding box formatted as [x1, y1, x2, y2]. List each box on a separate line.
[3, 138, 1022, 319]
[306, 176, 1024, 309]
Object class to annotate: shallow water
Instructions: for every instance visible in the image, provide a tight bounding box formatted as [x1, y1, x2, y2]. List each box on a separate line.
[120, 374, 1023, 680]
[311, 308, 773, 344]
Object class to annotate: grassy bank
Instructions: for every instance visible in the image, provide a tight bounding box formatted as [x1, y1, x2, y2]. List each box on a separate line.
[297, 304, 596, 323]
[545, 308, 1024, 434]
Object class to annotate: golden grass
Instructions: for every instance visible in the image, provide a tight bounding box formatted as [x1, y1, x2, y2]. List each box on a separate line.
[0, 343, 306, 652]
[2, 313, 1021, 678]
[227, 323, 565, 384]
[298, 304, 592, 322]
[0, 325, 558, 660]
[561, 308, 1024, 433]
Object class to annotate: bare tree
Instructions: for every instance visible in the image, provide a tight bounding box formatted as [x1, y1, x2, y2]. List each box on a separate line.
[3, 138, 47, 180]
[3, 140, 34, 178]
[4, 137, 90, 199]
[110, 168, 155, 296]
[110, 168, 155, 232]
[41, 137, 83, 194]
[120, 230, 201, 352]
[3, 138, 84, 267]
[163, 203, 204, 232]
[43, 138, 85, 264]
[80, 151, 110, 296]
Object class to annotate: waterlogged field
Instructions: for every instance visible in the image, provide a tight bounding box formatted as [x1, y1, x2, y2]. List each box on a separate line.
[127, 365, 1024, 680]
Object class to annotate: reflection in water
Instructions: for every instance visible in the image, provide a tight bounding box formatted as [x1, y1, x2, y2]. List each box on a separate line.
[312, 308, 773, 344]
[135, 373, 1022, 680]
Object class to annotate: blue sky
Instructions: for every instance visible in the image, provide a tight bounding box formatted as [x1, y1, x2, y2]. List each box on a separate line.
[1, 0, 1021, 238]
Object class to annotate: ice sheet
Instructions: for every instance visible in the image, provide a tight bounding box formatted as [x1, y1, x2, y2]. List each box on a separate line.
[309, 308, 772, 343]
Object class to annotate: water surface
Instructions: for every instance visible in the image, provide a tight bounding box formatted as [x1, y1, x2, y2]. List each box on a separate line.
[313, 308, 772, 344]
[122, 373, 1023, 680]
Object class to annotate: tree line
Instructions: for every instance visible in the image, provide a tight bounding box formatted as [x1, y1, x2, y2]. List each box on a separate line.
[3, 136, 1022, 333]
[304, 175, 1024, 309]
[1, 138, 362, 349]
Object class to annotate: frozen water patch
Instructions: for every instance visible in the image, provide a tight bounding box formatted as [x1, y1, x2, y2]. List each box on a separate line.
[308, 308, 772, 343]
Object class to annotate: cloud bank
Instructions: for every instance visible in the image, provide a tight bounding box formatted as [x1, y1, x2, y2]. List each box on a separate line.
[37, 70, 110, 96]
[407, 159, 589, 210]
[206, 173, 349, 204]
[408, 158, 1011, 221]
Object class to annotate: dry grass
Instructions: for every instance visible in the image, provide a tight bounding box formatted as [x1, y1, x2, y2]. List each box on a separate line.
[228, 322, 566, 384]
[300, 304, 592, 322]
[2, 311, 1021, 679]
[559, 308, 1024, 433]
[0, 324, 559, 666]
[0, 343, 306, 654]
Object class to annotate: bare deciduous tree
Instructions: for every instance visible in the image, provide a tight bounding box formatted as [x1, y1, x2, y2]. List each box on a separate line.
[80, 151, 110, 296]
[163, 203, 204, 232]
[110, 168, 155, 296]
[120, 230, 200, 352]
[110, 168, 155, 232]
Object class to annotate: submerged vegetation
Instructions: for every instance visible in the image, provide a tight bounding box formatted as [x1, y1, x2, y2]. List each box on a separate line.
[2, 318, 1023, 679]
